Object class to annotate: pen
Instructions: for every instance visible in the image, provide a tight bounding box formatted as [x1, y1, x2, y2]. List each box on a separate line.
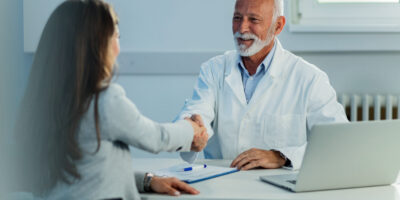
[183, 164, 207, 171]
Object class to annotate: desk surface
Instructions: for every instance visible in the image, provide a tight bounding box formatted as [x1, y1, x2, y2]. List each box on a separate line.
[132, 158, 400, 200]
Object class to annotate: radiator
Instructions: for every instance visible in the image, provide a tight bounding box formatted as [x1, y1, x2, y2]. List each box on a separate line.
[338, 94, 400, 122]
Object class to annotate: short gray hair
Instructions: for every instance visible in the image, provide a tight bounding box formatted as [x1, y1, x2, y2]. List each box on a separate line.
[273, 0, 284, 20]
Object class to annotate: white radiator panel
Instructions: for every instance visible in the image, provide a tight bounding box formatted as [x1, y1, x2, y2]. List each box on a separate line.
[338, 94, 400, 121]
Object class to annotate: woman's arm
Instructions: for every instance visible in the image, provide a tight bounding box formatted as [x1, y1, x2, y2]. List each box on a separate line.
[100, 84, 206, 153]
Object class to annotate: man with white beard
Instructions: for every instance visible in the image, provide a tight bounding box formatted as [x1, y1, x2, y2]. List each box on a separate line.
[176, 0, 348, 170]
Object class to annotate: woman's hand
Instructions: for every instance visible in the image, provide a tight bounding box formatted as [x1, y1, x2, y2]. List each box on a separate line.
[150, 176, 200, 196]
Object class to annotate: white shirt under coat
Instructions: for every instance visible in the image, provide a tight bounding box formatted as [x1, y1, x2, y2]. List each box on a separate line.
[177, 39, 348, 170]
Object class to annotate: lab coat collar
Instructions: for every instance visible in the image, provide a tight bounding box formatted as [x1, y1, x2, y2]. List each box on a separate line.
[229, 39, 285, 79]
[236, 40, 277, 76]
[267, 39, 286, 79]
[246, 39, 288, 106]
[224, 39, 288, 106]
[225, 59, 247, 105]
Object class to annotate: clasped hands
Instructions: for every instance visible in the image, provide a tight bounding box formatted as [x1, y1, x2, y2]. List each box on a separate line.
[185, 114, 208, 152]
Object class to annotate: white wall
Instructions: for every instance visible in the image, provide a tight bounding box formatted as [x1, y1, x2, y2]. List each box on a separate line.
[4, 0, 400, 160]
[0, 0, 32, 149]
[23, 0, 236, 52]
[0, 0, 32, 193]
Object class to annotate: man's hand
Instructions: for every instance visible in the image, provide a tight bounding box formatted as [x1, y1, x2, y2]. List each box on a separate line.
[185, 114, 208, 152]
[190, 114, 204, 127]
[150, 176, 200, 196]
[230, 148, 286, 170]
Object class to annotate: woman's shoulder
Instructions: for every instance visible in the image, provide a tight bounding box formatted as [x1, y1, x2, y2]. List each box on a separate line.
[103, 83, 126, 96]
[97, 83, 138, 116]
[99, 83, 126, 102]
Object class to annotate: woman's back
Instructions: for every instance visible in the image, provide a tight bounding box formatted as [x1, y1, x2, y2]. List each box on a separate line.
[46, 83, 196, 199]
[47, 84, 139, 200]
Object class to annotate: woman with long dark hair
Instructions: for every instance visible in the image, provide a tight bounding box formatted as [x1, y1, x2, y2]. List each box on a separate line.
[15, 0, 207, 199]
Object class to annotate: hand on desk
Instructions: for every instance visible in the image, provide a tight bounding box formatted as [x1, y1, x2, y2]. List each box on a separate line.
[185, 114, 208, 152]
[151, 176, 199, 196]
[230, 148, 286, 170]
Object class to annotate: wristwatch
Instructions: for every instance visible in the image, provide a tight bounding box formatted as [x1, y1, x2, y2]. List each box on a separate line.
[272, 149, 292, 167]
[143, 172, 154, 192]
[279, 152, 292, 167]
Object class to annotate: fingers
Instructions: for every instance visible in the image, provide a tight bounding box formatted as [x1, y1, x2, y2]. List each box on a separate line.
[231, 149, 252, 167]
[151, 177, 199, 196]
[150, 177, 180, 196]
[191, 114, 204, 127]
[231, 151, 261, 170]
[184, 115, 202, 126]
[191, 132, 208, 152]
[171, 179, 200, 195]
[240, 160, 262, 171]
[191, 126, 209, 152]
[187, 119, 202, 138]
[238, 160, 280, 170]
[231, 148, 285, 170]
[185, 118, 199, 129]
[162, 185, 181, 196]
[200, 127, 209, 139]
[234, 156, 256, 170]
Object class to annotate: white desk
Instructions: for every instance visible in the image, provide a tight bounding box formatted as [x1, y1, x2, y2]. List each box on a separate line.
[132, 158, 400, 200]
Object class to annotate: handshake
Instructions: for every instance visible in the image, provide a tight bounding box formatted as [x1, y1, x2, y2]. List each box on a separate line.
[185, 114, 209, 152]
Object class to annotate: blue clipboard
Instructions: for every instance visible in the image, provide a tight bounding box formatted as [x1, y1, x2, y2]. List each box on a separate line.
[154, 164, 239, 184]
[183, 168, 239, 184]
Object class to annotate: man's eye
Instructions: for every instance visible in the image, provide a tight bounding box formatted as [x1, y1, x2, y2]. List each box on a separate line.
[233, 16, 242, 21]
[250, 18, 260, 22]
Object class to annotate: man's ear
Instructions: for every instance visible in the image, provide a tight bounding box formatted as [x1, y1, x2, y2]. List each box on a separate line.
[274, 16, 286, 35]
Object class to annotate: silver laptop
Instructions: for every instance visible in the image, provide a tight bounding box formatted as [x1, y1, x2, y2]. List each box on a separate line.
[260, 120, 400, 192]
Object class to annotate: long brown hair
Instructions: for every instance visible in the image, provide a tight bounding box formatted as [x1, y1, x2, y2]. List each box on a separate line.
[15, 0, 118, 195]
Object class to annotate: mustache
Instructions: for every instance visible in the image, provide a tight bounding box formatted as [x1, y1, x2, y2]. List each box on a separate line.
[233, 32, 260, 41]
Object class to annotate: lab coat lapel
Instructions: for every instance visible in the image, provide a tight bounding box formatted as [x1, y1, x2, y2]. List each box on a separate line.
[248, 40, 286, 108]
[225, 54, 247, 105]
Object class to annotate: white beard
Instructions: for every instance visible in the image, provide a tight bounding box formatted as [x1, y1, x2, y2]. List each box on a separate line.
[233, 27, 275, 57]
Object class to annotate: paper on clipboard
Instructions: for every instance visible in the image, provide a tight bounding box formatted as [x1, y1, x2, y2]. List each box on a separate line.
[153, 163, 239, 184]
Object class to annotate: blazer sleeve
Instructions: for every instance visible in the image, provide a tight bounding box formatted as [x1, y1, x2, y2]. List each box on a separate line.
[101, 84, 194, 153]
[134, 171, 146, 193]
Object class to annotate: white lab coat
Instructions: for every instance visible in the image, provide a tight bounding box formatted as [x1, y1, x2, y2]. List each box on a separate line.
[177, 40, 348, 170]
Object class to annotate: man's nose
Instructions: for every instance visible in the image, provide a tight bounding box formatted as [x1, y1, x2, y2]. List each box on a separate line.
[239, 19, 250, 34]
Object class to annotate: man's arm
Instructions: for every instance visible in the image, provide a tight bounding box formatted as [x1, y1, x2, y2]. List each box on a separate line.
[306, 72, 349, 129]
[175, 62, 219, 162]
[175, 63, 217, 133]
[231, 72, 347, 171]
[285, 72, 348, 170]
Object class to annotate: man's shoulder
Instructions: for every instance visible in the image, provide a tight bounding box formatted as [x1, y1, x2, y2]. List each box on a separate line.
[199, 50, 238, 73]
[282, 50, 326, 78]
